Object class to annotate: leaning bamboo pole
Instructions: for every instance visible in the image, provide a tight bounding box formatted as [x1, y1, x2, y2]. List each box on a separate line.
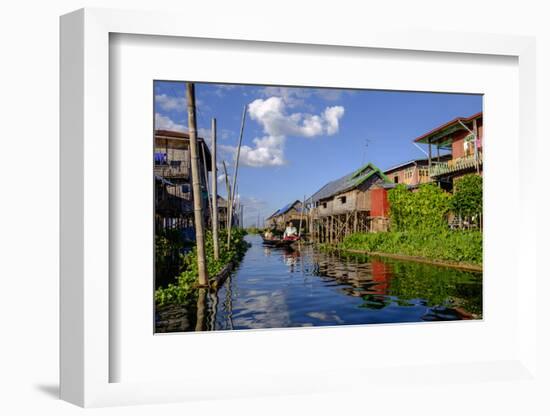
[185, 83, 208, 287]
[210, 118, 219, 261]
[226, 105, 247, 249]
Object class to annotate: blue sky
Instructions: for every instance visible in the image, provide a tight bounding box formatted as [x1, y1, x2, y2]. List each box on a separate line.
[154, 81, 482, 226]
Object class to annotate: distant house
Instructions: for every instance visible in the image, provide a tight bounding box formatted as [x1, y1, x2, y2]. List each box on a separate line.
[308, 163, 391, 241]
[383, 156, 450, 187]
[215, 195, 229, 229]
[154, 129, 212, 234]
[265, 200, 304, 231]
[413, 112, 483, 188]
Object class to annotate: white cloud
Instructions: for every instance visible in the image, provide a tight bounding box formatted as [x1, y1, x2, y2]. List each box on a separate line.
[155, 93, 209, 112]
[220, 129, 233, 140]
[239, 135, 286, 167]
[258, 86, 346, 106]
[155, 113, 185, 132]
[248, 96, 344, 138]
[223, 96, 344, 168]
[213, 84, 238, 97]
[155, 94, 186, 112]
[324, 106, 346, 135]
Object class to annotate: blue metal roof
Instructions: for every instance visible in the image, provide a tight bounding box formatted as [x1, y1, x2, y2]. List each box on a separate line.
[267, 200, 302, 219]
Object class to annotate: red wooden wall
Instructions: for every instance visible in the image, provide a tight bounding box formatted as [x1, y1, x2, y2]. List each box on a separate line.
[370, 188, 389, 217]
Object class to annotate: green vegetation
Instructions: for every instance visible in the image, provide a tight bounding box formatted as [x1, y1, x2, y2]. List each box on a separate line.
[155, 228, 194, 285]
[155, 228, 249, 306]
[340, 229, 482, 265]
[338, 179, 482, 266]
[245, 226, 262, 234]
[388, 182, 451, 232]
[451, 174, 482, 219]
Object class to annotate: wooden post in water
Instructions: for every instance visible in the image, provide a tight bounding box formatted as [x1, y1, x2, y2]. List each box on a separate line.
[240, 205, 244, 229]
[222, 161, 231, 232]
[227, 106, 247, 249]
[185, 83, 208, 287]
[211, 118, 219, 260]
[195, 288, 207, 331]
[201, 142, 213, 227]
[298, 195, 306, 237]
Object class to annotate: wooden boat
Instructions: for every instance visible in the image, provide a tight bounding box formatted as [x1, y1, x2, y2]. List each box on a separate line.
[261, 236, 300, 247]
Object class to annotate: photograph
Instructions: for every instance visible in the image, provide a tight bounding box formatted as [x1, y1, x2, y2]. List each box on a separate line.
[154, 81, 483, 333]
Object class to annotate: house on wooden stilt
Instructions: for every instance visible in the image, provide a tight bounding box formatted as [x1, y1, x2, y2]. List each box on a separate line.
[307, 162, 392, 243]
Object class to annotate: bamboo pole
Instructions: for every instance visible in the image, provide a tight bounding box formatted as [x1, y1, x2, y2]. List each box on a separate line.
[227, 106, 247, 248]
[211, 118, 219, 260]
[200, 142, 213, 227]
[298, 195, 305, 237]
[240, 205, 244, 229]
[185, 83, 208, 286]
[222, 160, 231, 231]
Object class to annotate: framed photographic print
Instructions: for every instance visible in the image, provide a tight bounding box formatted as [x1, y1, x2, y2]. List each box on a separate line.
[60, 7, 540, 409]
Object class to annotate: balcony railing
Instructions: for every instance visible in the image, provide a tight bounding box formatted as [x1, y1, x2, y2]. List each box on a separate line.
[154, 162, 190, 179]
[430, 154, 482, 177]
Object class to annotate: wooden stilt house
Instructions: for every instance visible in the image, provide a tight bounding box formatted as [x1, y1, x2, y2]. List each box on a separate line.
[265, 200, 304, 231]
[154, 129, 212, 239]
[308, 162, 391, 242]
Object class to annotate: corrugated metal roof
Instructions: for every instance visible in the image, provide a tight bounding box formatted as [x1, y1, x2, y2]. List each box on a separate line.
[309, 163, 389, 203]
[267, 200, 302, 219]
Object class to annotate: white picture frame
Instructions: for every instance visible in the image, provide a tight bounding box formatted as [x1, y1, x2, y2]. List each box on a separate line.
[60, 7, 540, 408]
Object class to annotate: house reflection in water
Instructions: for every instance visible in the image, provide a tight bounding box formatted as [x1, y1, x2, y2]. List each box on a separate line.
[155, 236, 482, 333]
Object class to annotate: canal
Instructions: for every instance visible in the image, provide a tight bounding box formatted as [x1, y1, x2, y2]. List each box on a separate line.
[156, 234, 482, 333]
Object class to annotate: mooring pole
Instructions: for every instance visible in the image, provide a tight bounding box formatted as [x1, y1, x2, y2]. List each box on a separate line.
[227, 105, 247, 248]
[211, 118, 219, 261]
[201, 142, 213, 227]
[222, 161, 231, 232]
[185, 83, 208, 286]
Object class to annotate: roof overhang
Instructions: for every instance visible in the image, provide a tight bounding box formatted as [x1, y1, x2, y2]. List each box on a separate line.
[414, 112, 482, 145]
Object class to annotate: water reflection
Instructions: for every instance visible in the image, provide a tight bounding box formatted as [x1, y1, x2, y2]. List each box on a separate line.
[155, 235, 482, 333]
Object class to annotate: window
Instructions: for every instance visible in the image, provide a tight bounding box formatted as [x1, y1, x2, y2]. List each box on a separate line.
[340, 196, 347, 204]
[322, 202, 327, 209]
[394, 176, 399, 184]
[181, 184, 190, 193]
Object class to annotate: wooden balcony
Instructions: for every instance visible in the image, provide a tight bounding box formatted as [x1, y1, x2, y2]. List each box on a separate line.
[430, 153, 482, 177]
[154, 162, 190, 179]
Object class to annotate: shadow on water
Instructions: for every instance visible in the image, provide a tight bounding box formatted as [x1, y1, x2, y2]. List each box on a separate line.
[156, 235, 482, 333]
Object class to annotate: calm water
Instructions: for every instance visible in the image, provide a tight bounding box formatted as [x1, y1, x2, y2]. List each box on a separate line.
[156, 235, 482, 332]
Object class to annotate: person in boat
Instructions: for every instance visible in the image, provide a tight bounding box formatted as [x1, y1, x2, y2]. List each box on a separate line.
[283, 221, 298, 240]
[264, 228, 274, 240]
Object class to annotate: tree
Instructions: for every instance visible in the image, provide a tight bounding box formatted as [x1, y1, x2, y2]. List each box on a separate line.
[451, 174, 483, 219]
[388, 183, 451, 232]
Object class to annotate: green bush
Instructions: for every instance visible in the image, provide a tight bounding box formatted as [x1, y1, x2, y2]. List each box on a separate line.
[388, 183, 451, 232]
[155, 228, 249, 306]
[451, 174, 483, 218]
